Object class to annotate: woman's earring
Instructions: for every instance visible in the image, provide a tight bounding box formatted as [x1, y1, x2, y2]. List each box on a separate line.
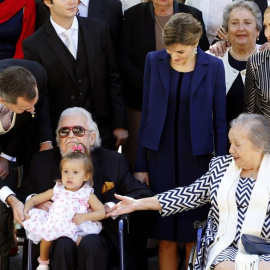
[194, 47, 197, 54]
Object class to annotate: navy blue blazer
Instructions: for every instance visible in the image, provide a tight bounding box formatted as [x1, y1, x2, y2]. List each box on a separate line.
[135, 48, 227, 171]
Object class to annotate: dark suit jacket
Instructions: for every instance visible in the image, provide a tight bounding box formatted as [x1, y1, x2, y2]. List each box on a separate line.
[135, 48, 227, 171]
[35, 0, 123, 47]
[23, 17, 126, 133]
[0, 59, 53, 161]
[18, 147, 152, 202]
[117, 0, 210, 110]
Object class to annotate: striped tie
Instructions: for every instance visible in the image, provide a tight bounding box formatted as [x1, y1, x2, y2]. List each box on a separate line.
[0, 104, 13, 131]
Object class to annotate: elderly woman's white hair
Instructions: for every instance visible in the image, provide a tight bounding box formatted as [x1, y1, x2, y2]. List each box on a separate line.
[230, 113, 270, 154]
[56, 107, 101, 150]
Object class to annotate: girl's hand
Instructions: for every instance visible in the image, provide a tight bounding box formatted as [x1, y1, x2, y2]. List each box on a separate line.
[23, 210, 31, 220]
[72, 213, 87, 225]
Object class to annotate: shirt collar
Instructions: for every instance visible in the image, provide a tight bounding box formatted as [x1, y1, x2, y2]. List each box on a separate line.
[79, 0, 89, 8]
[50, 16, 79, 35]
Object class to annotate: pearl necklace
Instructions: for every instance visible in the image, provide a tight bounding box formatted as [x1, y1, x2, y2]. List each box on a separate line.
[229, 47, 257, 61]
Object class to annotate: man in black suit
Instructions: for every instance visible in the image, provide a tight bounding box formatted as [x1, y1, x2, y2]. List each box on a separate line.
[35, 0, 123, 47]
[0, 59, 53, 270]
[25, 0, 128, 150]
[19, 107, 153, 270]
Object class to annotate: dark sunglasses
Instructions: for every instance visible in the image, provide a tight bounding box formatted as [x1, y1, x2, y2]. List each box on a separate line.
[58, 126, 92, 138]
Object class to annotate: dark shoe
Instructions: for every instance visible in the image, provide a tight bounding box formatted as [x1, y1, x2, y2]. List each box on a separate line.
[146, 246, 158, 258]
[9, 245, 18, 257]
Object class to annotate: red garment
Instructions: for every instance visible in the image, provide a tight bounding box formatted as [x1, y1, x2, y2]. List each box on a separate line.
[0, 0, 36, 59]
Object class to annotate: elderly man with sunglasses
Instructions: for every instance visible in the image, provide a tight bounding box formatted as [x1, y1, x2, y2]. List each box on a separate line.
[18, 107, 153, 270]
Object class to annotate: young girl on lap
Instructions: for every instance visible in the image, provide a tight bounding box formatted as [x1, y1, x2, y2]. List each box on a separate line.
[23, 143, 105, 270]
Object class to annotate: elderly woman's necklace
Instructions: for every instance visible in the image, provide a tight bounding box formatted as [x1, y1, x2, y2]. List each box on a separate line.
[229, 47, 257, 61]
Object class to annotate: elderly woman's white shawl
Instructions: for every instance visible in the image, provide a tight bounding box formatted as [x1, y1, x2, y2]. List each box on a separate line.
[206, 153, 270, 269]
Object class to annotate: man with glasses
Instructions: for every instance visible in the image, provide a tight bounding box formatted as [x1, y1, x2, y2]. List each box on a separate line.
[18, 107, 152, 270]
[0, 58, 53, 270]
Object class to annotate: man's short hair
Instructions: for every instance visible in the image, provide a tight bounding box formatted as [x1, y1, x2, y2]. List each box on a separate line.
[0, 66, 37, 104]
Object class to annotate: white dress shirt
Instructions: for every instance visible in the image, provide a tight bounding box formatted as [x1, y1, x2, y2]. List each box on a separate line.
[0, 186, 15, 205]
[50, 16, 79, 59]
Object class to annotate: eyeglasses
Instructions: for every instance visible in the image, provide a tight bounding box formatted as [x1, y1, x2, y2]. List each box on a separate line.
[58, 126, 92, 138]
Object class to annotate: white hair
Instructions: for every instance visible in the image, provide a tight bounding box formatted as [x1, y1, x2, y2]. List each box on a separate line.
[56, 107, 101, 151]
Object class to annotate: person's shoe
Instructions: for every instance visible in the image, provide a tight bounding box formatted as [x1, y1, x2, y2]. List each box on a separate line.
[9, 245, 18, 257]
[36, 265, 49, 270]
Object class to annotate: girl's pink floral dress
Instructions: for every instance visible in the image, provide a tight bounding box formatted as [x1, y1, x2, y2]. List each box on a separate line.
[23, 182, 102, 243]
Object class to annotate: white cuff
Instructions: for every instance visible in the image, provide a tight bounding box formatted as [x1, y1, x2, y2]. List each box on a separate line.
[105, 202, 116, 209]
[0, 153, 16, 162]
[0, 186, 15, 205]
[105, 202, 118, 220]
[26, 194, 37, 202]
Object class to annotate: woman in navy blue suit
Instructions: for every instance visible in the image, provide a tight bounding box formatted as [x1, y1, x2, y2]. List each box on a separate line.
[133, 13, 227, 269]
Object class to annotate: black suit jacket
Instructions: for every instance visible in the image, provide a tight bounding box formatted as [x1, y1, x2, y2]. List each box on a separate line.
[88, 0, 123, 46]
[0, 59, 53, 161]
[23, 17, 126, 133]
[35, 0, 123, 47]
[117, 1, 209, 110]
[18, 147, 152, 202]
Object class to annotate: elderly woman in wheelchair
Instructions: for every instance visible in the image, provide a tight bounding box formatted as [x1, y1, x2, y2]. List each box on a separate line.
[108, 113, 270, 270]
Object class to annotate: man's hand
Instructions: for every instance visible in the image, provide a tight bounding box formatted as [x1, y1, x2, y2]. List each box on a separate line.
[209, 40, 228, 57]
[39, 142, 53, 152]
[0, 157, 9, 179]
[113, 128, 129, 148]
[133, 172, 149, 187]
[105, 204, 115, 214]
[35, 200, 52, 212]
[7, 195, 24, 226]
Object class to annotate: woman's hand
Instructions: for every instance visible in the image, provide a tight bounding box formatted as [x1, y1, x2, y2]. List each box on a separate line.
[106, 194, 136, 218]
[217, 27, 228, 41]
[209, 40, 229, 57]
[133, 172, 150, 187]
[259, 42, 270, 51]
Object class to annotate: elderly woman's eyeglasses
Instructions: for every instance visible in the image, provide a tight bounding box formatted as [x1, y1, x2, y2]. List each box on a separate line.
[58, 126, 92, 138]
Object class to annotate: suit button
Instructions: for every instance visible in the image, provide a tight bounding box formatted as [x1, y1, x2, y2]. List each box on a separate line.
[79, 92, 83, 96]
[71, 95, 75, 100]
[78, 79, 82, 83]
